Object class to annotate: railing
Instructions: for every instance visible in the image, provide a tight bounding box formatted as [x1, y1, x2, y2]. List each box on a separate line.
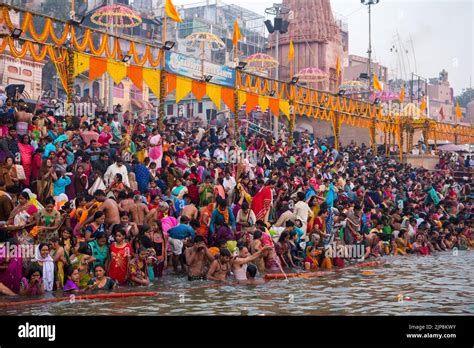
[240, 119, 272, 137]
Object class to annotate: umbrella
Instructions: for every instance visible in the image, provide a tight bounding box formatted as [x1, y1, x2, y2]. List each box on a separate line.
[369, 90, 399, 102]
[437, 144, 472, 153]
[245, 53, 279, 73]
[295, 67, 328, 83]
[91, 4, 142, 28]
[184, 32, 226, 52]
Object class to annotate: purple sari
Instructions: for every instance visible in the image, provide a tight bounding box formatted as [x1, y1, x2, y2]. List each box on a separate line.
[0, 246, 23, 294]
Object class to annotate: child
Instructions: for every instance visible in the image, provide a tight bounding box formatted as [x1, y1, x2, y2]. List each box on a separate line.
[128, 247, 150, 286]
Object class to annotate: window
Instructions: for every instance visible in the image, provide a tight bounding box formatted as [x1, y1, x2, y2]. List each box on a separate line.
[198, 102, 203, 113]
[130, 85, 143, 100]
[7, 66, 18, 74]
[167, 104, 174, 115]
[22, 69, 32, 77]
[113, 83, 124, 98]
[92, 81, 100, 99]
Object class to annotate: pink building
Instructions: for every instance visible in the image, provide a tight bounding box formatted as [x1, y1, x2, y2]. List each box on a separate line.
[266, 0, 347, 92]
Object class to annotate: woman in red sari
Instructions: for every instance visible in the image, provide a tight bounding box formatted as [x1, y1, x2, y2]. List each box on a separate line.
[18, 135, 34, 187]
[108, 229, 132, 285]
[250, 180, 275, 224]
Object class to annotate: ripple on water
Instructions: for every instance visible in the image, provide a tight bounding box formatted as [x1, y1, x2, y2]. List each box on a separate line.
[3, 251, 474, 315]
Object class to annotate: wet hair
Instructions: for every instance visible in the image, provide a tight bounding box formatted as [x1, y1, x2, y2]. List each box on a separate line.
[220, 249, 231, 257]
[94, 190, 106, 197]
[194, 235, 204, 243]
[65, 265, 76, 279]
[253, 231, 262, 240]
[93, 264, 106, 273]
[27, 264, 43, 279]
[247, 264, 257, 278]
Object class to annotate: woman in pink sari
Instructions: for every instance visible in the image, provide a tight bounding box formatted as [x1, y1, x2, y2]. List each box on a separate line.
[148, 130, 163, 169]
[18, 135, 34, 187]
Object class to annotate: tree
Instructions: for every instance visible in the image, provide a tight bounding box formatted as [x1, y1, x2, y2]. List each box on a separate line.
[455, 88, 474, 108]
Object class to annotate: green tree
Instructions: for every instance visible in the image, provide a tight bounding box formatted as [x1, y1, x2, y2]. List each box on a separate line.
[455, 88, 474, 108]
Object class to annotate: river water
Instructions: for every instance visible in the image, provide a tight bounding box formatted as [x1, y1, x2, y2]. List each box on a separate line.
[3, 251, 473, 316]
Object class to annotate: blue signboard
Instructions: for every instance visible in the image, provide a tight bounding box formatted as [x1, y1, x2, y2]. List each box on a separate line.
[165, 51, 236, 88]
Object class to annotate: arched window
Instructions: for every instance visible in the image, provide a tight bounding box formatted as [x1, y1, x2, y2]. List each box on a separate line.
[113, 82, 124, 98]
[74, 85, 81, 96]
[130, 85, 143, 100]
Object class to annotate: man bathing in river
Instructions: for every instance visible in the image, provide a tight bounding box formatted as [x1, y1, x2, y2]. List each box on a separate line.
[185, 236, 215, 281]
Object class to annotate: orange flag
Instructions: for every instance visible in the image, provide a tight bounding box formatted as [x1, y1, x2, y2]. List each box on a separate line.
[399, 85, 405, 103]
[165, 0, 182, 22]
[288, 40, 295, 62]
[373, 74, 382, 91]
[127, 65, 143, 90]
[233, 19, 241, 47]
[335, 55, 341, 79]
[89, 57, 107, 81]
[420, 97, 427, 112]
[456, 102, 462, 120]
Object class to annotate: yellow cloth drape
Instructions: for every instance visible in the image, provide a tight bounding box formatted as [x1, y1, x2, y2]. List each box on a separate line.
[259, 96, 269, 113]
[107, 60, 128, 85]
[279, 99, 290, 119]
[238, 90, 247, 108]
[176, 76, 192, 103]
[143, 69, 161, 98]
[73, 52, 90, 78]
[206, 83, 222, 110]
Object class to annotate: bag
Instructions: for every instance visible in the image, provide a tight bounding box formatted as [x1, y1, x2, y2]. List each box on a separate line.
[15, 164, 26, 181]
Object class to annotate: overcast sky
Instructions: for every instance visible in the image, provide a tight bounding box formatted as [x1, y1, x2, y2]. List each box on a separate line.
[173, 0, 473, 95]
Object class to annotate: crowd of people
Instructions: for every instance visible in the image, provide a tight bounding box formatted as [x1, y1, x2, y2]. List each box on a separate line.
[0, 92, 472, 296]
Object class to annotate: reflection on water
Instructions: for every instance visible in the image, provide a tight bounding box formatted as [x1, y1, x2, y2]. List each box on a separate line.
[3, 251, 473, 316]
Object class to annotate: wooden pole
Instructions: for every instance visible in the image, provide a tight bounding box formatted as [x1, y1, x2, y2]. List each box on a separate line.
[158, 15, 167, 131]
[66, 49, 74, 129]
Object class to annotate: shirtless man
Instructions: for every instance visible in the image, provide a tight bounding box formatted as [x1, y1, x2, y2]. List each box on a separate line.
[232, 244, 272, 282]
[185, 236, 215, 281]
[206, 249, 232, 282]
[180, 194, 198, 221]
[249, 231, 266, 274]
[130, 195, 149, 226]
[15, 104, 32, 136]
[94, 189, 120, 225]
[118, 192, 135, 214]
[239, 264, 265, 285]
[146, 201, 169, 226]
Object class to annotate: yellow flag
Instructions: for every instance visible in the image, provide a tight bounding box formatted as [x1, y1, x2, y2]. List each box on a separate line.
[73, 52, 90, 78]
[233, 19, 241, 47]
[456, 102, 462, 120]
[206, 83, 222, 110]
[175, 76, 192, 103]
[165, 0, 182, 22]
[107, 60, 127, 85]
[373, 74, 382, 91]
[143, 69, 161, 98]
[399, 85, 405, 103]
[288, 40, 295, 62]
[420, 97, 427, 112]
[335, 55, 341, 79]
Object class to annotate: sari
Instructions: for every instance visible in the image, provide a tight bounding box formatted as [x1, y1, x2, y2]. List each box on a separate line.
[18, 142, 34, 186]
[37, 174, 54, 203]
[149, 134, 163, 169]
[70, 253, 91, 289]
[250, 186, 273, 221]
[0, 245, 23, 293]
[109, 242, 132, 284]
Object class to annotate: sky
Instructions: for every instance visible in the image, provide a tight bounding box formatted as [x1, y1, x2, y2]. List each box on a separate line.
[172, 0, 473, 96]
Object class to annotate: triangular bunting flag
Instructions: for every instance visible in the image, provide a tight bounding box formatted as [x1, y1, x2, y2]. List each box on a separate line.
[246, 93, 259, 114]
[258, 95, 269, 113]
[221, 87, 235, 113]
[107, 60, 128, 85]
[176, 76, 192, 103]
[279, 99, 290, 119]
[192, 80, 207, 101]
[73, 52, 90, 78]
[166, 74, 177, 95]
[206, 83, 222, 110]
[238, 90, 247, 108]
[127, 65, 143, 90]
[269, 98, 280, 116]
[142, 68, 160, 98]
[89, 57, 107, 81]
